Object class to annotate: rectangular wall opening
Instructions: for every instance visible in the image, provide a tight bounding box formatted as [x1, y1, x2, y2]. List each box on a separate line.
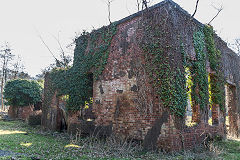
[208, 73, 219, 126]
[82, 73, 94, 120]
[225, 84, 238, 137]
[87, 73, 93, 99]
[185, 67, 199, 127]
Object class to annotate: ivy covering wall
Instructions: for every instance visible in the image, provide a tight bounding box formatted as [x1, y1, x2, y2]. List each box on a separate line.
[140, 13, 187, 117]
[203, 25, 225, 110]
[140, 23, 224, 117]
[182, 25, 225, 117]
[44, 11, 224, 117]
[46, 24, 117, 111]
[192, 29, 209, 110]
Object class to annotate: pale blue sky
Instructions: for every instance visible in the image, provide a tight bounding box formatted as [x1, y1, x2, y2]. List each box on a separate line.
[0, 0, 238, 76]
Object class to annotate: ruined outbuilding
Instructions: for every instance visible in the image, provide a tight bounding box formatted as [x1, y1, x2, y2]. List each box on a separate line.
[8, 105, 34, 121]
[42, 0, 240, 151]
[8, 102, 42, 122]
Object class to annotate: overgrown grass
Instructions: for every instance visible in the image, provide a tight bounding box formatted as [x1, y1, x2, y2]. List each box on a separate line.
[0, 119, 240, 159]
[0, 120, 87, 159]
[214, 138, 240, 159]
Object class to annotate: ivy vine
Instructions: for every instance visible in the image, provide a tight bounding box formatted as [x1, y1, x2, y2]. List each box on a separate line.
[45, 15, 224, 118]
[46, 23, 118, 111]
[141, 16, 187, 117]
[203, 25, 225, 110]
[192, 29, 209, 110]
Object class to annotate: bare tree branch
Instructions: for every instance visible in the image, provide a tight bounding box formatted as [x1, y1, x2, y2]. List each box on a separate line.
[229, 38, 240, 56]
[142, 0, 150, 10]
[235, 39, 240, 54]
[191, 0, 200, 17]
[38, 34, 59, 62]
[108, 0, 116, 24]
[101, 0, 116, 24]
[108, 0, 111, 24]
[136, 0, 141, 12]
[208, 5, 223, 24]
[52, 33, 72, 68]
[52, 34, 66, 61]
[125, 0, 131, 15]
[52, 33, 65, 57]
[11, 55, 24, 79]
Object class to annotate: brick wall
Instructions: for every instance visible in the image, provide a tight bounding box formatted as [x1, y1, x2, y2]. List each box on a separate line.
[8, 105, 34, 121]
[89, 2, 229, 151]
[41, 91, 67, 131]
[157, 115, 225, 151]
[92, 16, 166, 141]
[42, 0, 240, 151]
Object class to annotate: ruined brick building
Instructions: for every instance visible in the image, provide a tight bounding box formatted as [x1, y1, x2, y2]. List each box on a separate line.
[41, 0, 240, 151]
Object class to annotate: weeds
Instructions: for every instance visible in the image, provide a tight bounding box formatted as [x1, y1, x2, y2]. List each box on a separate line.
[0, 119, 239, 159]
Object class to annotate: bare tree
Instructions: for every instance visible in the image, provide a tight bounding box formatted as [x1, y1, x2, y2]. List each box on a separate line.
[136, 0, 141, 11]
[11, 55, 24, 79]
[38, 33, 72, 69]
[0, 43, 14, 111]
[208, 5, 223, 24]
[229, 38, 240, 56]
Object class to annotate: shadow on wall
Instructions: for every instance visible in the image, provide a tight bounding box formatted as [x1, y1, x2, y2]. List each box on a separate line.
[143, 111, 169, 151]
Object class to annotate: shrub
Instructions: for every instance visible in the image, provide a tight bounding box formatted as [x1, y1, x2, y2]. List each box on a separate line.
[28, 111, 42, 126]
[4, 79, 43, 107]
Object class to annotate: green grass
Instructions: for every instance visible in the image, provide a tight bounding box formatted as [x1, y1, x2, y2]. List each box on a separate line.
[0, 120, 89, 159]
[214, 138, 240, 159]
[0, 120, 240, 159]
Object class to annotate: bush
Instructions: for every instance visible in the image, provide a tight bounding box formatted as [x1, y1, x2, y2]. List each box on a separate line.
[28, 111, 42, 126]
[4, 79, 43, 107]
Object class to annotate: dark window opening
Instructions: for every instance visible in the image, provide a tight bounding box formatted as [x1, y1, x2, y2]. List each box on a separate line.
[87, 73, 93, 99]
[83, 73, 95, 121]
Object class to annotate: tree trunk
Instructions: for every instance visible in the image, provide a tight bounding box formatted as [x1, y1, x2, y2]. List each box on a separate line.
[1, 55, 6, 111]
[1, 77, 4, 111]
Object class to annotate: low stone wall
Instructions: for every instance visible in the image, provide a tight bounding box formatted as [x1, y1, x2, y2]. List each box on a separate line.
[158, 122, 225, 151]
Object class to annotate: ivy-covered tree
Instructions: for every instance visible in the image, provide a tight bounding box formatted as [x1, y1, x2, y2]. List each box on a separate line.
[3, 79, 43, 107]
